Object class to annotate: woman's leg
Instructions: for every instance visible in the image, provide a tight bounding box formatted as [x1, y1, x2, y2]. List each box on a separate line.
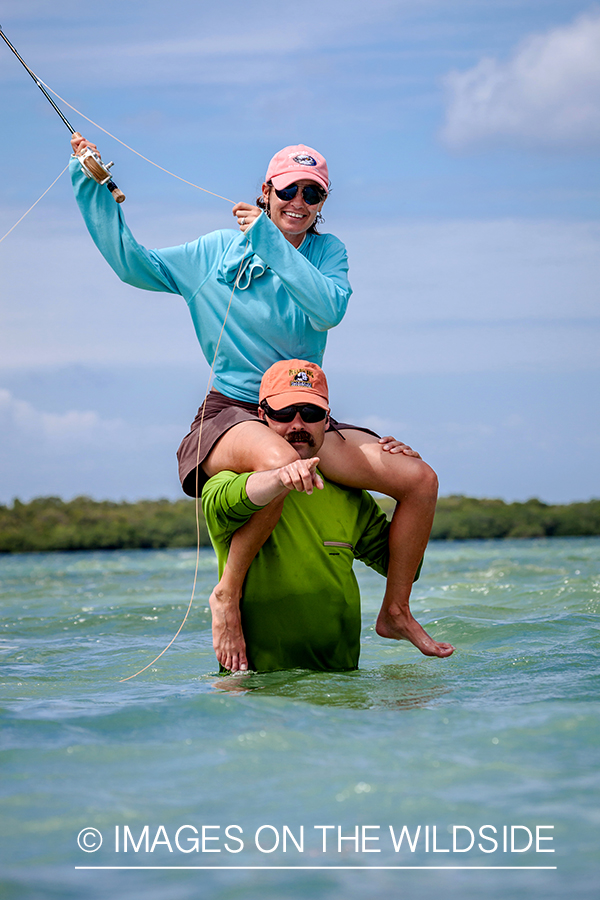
[318, 429, 454, 658]
[202, 421, 300, 672]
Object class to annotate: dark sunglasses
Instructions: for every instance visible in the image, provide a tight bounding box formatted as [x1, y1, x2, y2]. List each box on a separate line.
[274, 183, 327, 205]
[260, 400, 328, 423]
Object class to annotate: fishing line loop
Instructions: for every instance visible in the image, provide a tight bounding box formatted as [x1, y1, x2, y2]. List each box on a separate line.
[0, 163, 70, 244]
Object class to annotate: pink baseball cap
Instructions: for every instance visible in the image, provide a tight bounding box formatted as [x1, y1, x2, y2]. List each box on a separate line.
[265, 145, 329, 193]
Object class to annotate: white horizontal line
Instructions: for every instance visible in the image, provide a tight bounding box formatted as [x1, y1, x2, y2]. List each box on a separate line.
[75, 866, 558, 871]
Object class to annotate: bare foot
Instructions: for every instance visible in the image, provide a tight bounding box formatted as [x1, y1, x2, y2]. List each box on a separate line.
[208, 582, 248, 672]
[376, 606, 454, 658]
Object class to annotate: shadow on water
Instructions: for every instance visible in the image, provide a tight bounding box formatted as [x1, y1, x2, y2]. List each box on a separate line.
[209, 662, 451, 710]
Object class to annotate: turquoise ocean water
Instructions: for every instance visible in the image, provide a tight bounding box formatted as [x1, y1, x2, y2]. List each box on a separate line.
[1, 537, 599, 900]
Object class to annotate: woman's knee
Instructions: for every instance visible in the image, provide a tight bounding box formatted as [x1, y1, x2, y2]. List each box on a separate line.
[203, 422, 299, 477]
[417, 460, 439, 497]
[386, 456, 438, 501]
[255, 442, 300, 472]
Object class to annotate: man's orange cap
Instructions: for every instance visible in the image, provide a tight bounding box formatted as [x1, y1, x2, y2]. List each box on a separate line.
[259, 359, 329, 410]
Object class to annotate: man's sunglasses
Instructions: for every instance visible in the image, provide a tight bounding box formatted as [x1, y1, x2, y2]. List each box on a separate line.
[260, 400, 328, 423]
[273, 183, 327, 206]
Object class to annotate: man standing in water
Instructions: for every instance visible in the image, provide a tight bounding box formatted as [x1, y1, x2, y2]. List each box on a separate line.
[202, 360, 454, 673]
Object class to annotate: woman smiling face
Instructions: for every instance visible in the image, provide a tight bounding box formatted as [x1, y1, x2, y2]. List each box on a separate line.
[262, 179, 326, 248]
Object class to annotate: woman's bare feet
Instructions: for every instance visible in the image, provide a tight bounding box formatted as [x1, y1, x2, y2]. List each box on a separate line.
[376, 605, 454, 658]
[208, 582, 248, 672]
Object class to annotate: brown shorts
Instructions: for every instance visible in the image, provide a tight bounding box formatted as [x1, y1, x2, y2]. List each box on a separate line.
[177, 390, 380, 497]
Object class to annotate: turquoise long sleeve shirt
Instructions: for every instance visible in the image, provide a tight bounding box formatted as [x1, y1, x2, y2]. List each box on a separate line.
[70, 160, 352, 402]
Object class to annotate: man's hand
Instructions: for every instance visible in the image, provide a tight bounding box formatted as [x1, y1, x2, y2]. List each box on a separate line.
[246, 457, 324, 506]
[278, 457, 324, 495]
[378, 436, 421, 459]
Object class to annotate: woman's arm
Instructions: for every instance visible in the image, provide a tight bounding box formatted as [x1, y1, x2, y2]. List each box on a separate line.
[245, 213, 352, 331]
[70, 134, 213, 297]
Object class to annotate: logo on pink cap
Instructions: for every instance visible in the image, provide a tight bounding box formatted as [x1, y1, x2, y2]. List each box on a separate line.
[292, 153, 317, 167]
[265, 145, 329, 193]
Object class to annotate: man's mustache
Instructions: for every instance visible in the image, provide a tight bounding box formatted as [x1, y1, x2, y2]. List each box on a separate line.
[286, 431, 316, 446]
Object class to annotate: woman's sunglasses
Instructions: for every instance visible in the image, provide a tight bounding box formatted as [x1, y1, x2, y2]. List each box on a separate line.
[273, 183, 327, 206]
[260, 400, 328, 423]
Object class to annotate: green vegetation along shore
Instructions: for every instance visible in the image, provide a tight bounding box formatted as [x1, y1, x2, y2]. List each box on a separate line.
[0, 496, 208, 554]
[0, 494, 599, 553]
[377, 495, 600, 540]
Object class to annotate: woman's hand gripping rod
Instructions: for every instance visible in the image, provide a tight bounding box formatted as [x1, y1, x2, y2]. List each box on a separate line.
[0, 26, 125, 203]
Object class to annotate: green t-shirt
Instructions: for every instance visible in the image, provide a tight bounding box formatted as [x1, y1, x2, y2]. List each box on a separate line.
[201, 470, 392, 673]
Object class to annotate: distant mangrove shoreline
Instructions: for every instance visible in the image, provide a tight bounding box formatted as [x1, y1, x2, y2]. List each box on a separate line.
[0, 494, 599, 554]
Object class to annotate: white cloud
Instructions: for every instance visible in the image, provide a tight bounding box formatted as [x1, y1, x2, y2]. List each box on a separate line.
[442, 9, 600, 150]
[0, 387, 181, 447]
[0, 386, 184, 502]
[0, 388, 124, 444]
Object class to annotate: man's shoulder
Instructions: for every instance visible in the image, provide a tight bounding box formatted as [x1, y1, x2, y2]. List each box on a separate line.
[202, 469, 238, 493]
[202, 470, 264, 544]
[204, 469, 240, 487]
[201, 470, 252, 514]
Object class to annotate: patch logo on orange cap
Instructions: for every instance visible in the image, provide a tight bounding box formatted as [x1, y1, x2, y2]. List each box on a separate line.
[289, 368, 314, 387]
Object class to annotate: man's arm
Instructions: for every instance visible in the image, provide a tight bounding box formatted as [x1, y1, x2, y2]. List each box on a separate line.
[245, 457, 324, 506]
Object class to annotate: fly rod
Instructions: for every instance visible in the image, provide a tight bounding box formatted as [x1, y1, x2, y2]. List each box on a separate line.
[0, 26, 125, 202]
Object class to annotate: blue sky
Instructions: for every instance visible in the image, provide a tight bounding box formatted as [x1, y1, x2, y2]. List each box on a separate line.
[0, 0, 598, 504]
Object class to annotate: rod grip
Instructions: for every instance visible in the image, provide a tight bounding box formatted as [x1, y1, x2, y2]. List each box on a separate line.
[107, 181, 126, 203]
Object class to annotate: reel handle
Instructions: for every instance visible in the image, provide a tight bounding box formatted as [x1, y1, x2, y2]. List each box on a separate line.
[107, 181, 126, 203]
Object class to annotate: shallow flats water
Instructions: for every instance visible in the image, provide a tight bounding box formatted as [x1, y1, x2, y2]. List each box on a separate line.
[1, 537, 599, 900]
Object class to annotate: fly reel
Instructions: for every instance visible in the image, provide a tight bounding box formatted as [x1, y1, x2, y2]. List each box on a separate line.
[78, 147, 114, 184]
[78, 148, 126, 203]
